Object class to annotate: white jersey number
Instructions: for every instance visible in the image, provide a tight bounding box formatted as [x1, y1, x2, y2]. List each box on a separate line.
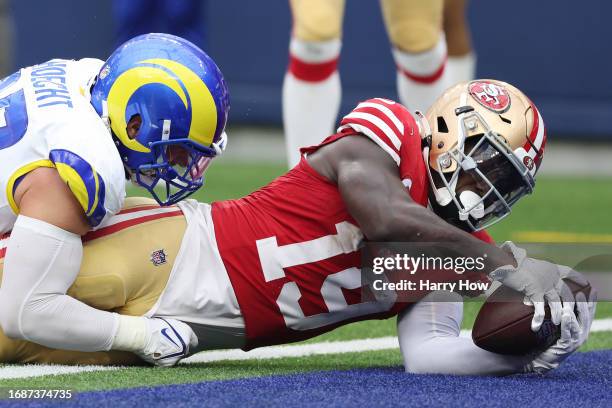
[256, 222, 397, 331]
[0, 73, 29, 149]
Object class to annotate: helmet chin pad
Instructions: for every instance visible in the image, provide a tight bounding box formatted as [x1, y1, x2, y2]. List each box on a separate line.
[428, 189, 473, 232]
[458, 190, 485, 220]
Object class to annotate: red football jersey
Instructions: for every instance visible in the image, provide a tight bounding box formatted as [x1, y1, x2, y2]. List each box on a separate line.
[212, 99, 491, 350]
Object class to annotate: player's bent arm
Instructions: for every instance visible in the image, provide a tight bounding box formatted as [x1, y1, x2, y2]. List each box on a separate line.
[397, 291, 532, 376]
[322, 136, 567, 330]
[309, 135, 515, 270]
[0, 168, 197, 365]
[0, 167, 120, 350]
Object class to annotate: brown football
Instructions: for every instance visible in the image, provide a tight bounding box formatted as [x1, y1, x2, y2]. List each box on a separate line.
[472, 278, 591, 355]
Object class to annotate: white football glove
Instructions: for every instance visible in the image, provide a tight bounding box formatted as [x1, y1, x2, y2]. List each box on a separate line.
[138, 317, 199, 367]
[489, 242, 564, 332]
[524, 288, 597, 375]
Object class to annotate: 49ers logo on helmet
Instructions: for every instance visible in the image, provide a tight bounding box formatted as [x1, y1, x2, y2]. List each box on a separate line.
[468, 81, 511, 113]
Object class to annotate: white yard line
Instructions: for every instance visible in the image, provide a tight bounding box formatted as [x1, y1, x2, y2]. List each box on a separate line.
[590, 318, 612, 332]
[0, 365, 117, 380]
[181, 336, 402, 364]
[2, 318, 612, 381]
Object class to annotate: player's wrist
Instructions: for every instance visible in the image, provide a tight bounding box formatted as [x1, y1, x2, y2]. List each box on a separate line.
[111, 315, 148, 352]
[488, 241, 525, 282]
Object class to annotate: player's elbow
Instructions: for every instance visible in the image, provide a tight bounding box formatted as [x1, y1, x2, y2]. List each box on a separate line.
[0, 295, 24, 340]
[0, 293, 50, 341]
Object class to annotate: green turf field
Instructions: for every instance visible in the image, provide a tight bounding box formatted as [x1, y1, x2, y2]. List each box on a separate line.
[2, 162, 610, 393]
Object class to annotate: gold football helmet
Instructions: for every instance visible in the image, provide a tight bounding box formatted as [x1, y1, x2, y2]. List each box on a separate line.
[417, 79, 547, 231]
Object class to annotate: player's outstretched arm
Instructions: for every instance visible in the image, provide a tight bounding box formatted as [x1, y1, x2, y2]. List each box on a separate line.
[308, 135, 565, 331]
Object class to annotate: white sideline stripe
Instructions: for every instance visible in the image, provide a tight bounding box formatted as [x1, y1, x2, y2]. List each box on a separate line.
[182, 337, 401, 364]
[0, 365, 117, 380]
[2, 318, 612, 380]
[590, 318, 612, 332]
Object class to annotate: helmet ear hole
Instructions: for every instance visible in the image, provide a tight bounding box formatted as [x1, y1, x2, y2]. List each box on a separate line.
[437, 116, 449, 133]
[126, 114, 142, 140]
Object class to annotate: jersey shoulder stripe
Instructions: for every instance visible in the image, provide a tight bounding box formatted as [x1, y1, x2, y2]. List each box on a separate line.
[49, 149, 107, 227]
[337, 98, 414, 166]
[5, 160, 56, 214]
[352, 101, 404, 142]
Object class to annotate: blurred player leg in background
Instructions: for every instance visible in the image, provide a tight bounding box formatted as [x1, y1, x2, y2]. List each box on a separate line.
[112, 0, 155, 46]
[381, 0, 448, 114]
[112, 0, 205, 47]
[283, 0, 344, 168]
[443, 0, 476, 84]
[163, 0, 205, 48]
[0, 0, 14, 78]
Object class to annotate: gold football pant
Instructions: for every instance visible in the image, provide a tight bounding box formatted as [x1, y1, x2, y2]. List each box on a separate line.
[289, 0, 443, 52]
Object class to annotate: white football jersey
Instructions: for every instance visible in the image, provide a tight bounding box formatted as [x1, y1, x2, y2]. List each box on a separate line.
[0, 58, 126, 233]
[145, 199, 244, 330]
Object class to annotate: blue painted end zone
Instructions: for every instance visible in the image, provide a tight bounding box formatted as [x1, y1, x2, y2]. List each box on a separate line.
[5, 350, 611, 408]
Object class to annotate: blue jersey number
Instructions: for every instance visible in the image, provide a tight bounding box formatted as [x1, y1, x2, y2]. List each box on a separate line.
[0, 72, 29, 150]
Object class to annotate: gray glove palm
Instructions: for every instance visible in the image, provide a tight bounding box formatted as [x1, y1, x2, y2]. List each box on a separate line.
[489, 242, 564, 331]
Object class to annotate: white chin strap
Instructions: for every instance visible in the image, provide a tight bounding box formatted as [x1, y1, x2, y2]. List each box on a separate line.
[101, 100, 111, 132]
[212, 131, 228, 156]
[458, 190, 485, 221]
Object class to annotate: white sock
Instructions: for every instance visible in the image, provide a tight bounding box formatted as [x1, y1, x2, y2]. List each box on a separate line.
[283, 38, 342, 168]
[393, 37, 450, 113]
[447, 52, 476, 85]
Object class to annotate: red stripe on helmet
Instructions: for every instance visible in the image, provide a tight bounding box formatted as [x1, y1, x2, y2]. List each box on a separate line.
[534, 125, 547, 168]
[527, 102, 540, 146]
[525, 101, 547, 168]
